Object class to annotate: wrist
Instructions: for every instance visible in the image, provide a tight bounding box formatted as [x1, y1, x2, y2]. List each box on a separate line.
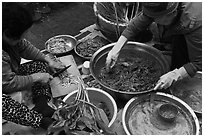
[31, 74, 40, 82]
[44, 55, 52, 64]
[178, 67, 189, 79]
[112, 36, 127, 53]
[172, 67, 189, 81]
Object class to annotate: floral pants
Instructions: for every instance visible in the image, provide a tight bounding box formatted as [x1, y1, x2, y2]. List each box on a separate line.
[2, 61, 51, 128]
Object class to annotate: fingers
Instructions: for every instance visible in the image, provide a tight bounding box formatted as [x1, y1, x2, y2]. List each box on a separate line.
[110, 59, 116, 68]
[49, 60, 65, 70]
[154, 79, 172, 90]
[44, 73, 53, 83]
[154, 81, 164, 90]
[50, 68, 57, 73]
[106, 59, 116, 72]
[105, 59, 111, 72]
[58, 63, 65, 69]
[49, 74, 53, 80]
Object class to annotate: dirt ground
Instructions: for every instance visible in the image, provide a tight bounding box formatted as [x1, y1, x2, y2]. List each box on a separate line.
[24, 2, 96, 50]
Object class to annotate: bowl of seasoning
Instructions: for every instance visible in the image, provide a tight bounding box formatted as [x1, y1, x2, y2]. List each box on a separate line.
[158, 103, 179, 123]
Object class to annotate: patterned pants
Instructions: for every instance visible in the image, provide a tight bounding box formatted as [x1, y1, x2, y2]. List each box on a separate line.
[2, 94, 42, 129]
[2, 61, 52, 128]
[18, 61, 52, 103]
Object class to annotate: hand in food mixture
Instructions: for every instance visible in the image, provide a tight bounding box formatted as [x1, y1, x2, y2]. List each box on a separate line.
[106, 50, 119, 72]
[106, 35, 128, 72]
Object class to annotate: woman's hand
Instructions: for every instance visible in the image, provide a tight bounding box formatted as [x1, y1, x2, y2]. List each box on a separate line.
[48, 60, 65, 70]
[154, 71, 180, 90]
[154, 67, 189, 90]
[31, 73, 53, 84]
[106, 35, 128, 71]
[44, 56, 65, 72]
[106, 50, 119, 71]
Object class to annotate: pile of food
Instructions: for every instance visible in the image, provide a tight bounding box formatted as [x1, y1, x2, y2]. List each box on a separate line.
[48, 77, 115, 135]
[99, 55, 161, 92]
[75, 36, 110, 59]
[46, 37, 73, 54]
[83, 75, 102, 89]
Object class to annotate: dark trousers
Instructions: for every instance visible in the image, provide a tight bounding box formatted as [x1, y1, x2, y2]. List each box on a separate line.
[170, 35, 189, 70]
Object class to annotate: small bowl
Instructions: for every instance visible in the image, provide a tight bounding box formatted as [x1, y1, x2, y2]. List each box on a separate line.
[45, 35, 77, 57]
[158, 103, 179, 123]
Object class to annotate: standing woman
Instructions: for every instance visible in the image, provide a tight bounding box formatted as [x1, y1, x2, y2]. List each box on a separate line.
[2, 3, 63, 129]
[106, 2, 202, 90]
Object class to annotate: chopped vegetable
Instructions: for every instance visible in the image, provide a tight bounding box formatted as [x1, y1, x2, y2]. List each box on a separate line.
[47, 37, 73, 54]
[48, 77, 115, 135]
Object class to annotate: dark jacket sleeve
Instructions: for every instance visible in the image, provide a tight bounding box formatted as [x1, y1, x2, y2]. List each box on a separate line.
[18, 39, 46, 61]
[121, 12, 153, 40]
[2, 94, 42, 129]
[2, 53, 33, 94]
[183, 27, 202, 77]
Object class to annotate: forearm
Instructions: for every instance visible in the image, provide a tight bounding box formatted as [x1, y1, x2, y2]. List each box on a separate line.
[19, 39, 46, 62]
[111, 35, 128, 54]
[122, 12, 153, 40]
[184, 28, 202, 77]
[2, 94, 43, 129]
[2, 74, 33, 94]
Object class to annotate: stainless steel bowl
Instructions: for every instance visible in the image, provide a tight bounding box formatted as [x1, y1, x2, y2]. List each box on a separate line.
[45, 35, 77, 57]
[63, 87, 118, 127]
[158, 103, 179, 123]
[90, 42, 170, 101]
[122, 92, 200, 135]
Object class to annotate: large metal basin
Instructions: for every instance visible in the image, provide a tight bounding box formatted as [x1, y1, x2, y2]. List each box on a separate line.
[90, 42, 170, 101]
[122, 92, 200, 135]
